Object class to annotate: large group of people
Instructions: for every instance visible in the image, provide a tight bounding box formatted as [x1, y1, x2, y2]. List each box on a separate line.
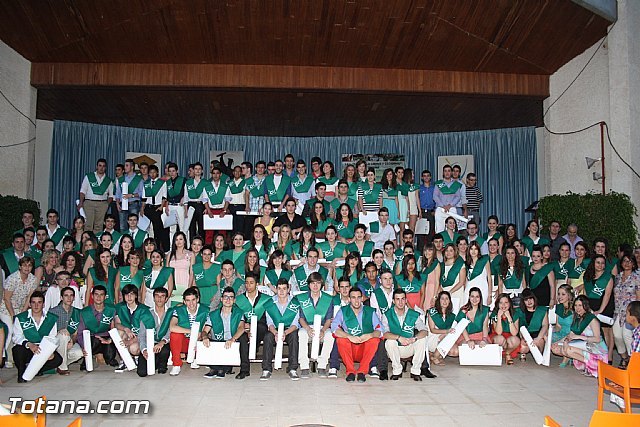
[1, 154, 639, 385]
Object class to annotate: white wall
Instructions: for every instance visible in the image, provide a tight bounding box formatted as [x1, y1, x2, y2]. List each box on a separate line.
[542, 0, 640, 216]
[0, 40, 36, 199]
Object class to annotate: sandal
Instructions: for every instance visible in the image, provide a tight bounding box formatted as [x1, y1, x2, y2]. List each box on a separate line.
[559, 360, 569, 368]
[506, 355, 514, 365]
[519, 353, 526, 362]
[619, 358, 629, 369]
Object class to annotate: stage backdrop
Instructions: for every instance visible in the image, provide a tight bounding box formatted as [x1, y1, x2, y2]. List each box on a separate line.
[51, 120, 537, 233]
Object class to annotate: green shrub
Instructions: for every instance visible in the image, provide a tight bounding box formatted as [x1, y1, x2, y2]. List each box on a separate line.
[538, 192, 638, 253]
[0, 195, 41, 248]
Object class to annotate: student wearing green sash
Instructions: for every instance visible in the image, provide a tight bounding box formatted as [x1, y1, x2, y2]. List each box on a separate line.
[115, 159, 144, 233]
[527, 246, 556, 307]
[168, 287, 210, 375]
[183, 162, 209, 241]
[569, 242, 590, 292]
[290, 159, 314, 208]
[0, 233, 29, 278]
[440, 244, 467, 303]
[331, 286, 383, 382]
[44, 209, 69, 252]
[86, 247, 118, 306]
[317, 225, 347, 264]
[190, 246, 221, 309]
[137, 287, 171, 376]
[69, 216, 86, 253]
[382, 289, 429, 381]
[341, 164, 360, 202]
[551, 284, 575, 367]
[302, 182, 332, 219]
[358, 167, 383, 214]
[47, 285, 83, 375]
[441, 216, 461, 247]
[346, 224, 375, 258]
[78, 285, 119, 370]
[204, 166, 232, 242]
[264, 250, 292, 294]
[395, 256, 425, 310]
[142, 164, 170, 253]
[521, 220, 550, 256]
[318, 160, 339, 197]
[453, 287, 490, 357]
[553, 242, 574, 286]
[289, 226, 317, 260]
[264, 160, 291, 209]
[296, 272, 335, 378]
[217, 259, 246, 296]
[218, 232, 247, 273]
[200, 286, 247, 379]
[498, 245, 526, 304]
[291, 247, 332, 293]
[483, 215, 504, 254]
[330, 179, 358, 218]
[335, 252, 364, 287]
[357, 262, 381, 301]
[427, 291, 457, 363]
[12, 291, 63, 382]
[517, 289, 549, 361]
[261, 279, 301, 380]
[583, 254, 615, 362]
[593, 238, 619, 277]
[333, 203, 358, 243]
[380, 168, 400, 225]
[142, 249, 175, 308]
[123, 213, 148, 250]
[113, 285, 156, 372]
[309, 200, 332, 237]
[552, 295, 607, 377]
[368, 208, 396, 250]
[489, 293, 521, 365]
[96, 214, 123, 250]
[465, 241, 492, 307]
[248, 224, 271, 262]
[114, 234, 134, 269]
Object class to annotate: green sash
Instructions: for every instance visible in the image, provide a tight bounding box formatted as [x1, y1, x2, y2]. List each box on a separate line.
[264, 174, 291, 203]
[318, 176, 339, 187]
[469, 236, 486, 248]
[292, 175, 315, 193]
[209, 307, 244, 341]
[517, 306, 547, 333]
[341, 305, 375, 336]
[49, 227, 69, 245]
[527, 263, 554, 290]
[346, 241, 374, 258]
[1, 252, 19, 275]
[16, 311, 57, 344]
[584, 273, 611, 299]
[166, 176, 185, 199]
[490, 312, 512, 331]
[218, 249, 246, 271]
[347, 181, 359, 199]
[483, 231, 502, 242]
[143, 179, 164, 198]
[357, 278, 377, 298]
[246, 176, 265, 198]
[115, 303, 156, 334]
[294, 266, 328, 292]
[421, 259, 439, 277]
[336, 267, 361, 286]
[569, 258, 590, 279]
[502, 267, 524, 290]
[154, 307, 172, 341]
[185, 178, 208, 199]
[143, 267, 174, 289]
[395, 274, 423, 295]
[193, 263, 220, 288]
[397, 182, 410, 197]
[118, 266, 144, 289]
[455, 305, 489, 334]
[522, 236, 550, 255]
[435, 179, 462, 195]
[330, 197, 356, 214]
[121, 175, 142, 195]
[440, 257, 465, 288]
[89, 266, 117, 303]
[228, 179, 246, 195]
[296, 292, 333, 322]
[86, 173, 113, 196]
[367, 221, 381, 234]
[265, 268, 292, 285]
[372, 287, 392, 315]
[174, 303, 210, 330]
[442, 231, 461, 246]
[80, 305, 116, 334]
[66, 307, 81, 334]
[235, 293, 273, 321]
[205, 181, 229, 205]
[361, 183, 382, 204]
[467, 256, 489, 281]
[97, 230, 122, 245]
[317, 241, 345, 261]
[265, 298, 299, 328]
[555, 303, 573, 320]
[334, 219, 356, 239]
[385, 307, 420, 338]
[428, 308, 455, 330]
[124, 229, 147, 249]
[554, 259, 574, 281]
[571, 313, 596, 335]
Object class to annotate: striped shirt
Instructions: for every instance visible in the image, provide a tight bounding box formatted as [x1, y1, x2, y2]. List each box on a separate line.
[357, 187, 381, 212]
[465, 185, 484, 211]
[49, 303, 75, 331]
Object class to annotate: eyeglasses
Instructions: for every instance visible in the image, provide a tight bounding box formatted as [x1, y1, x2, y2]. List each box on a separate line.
[221, 295, 235, 300]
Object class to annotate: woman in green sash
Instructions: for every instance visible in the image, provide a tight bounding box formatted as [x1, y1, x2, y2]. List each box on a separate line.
[335, 252, 363, 286]
[419, 244, 441, 310]
[583, 254, 615, 362]
[454, 287, 490, 352]
[357, 168, 383, 214]
[114, 249, 144, 303]
[551, 284, 574, 367]
[465, 241, 492, 307]
[211, 233, 227, 262]
[61, 252, 84, 294]
[310, 201, 332, 238]
[513, 240, 530, 267]
[527, 246, 556, 307]
[264, 250, 292, 294]
[248, 224, 271, 262]
[81, 237, 98, 276]
[442, 217, 461, 247]
[355, 159, 367, 183]
[219, 232, 247, 271]
[517, 289, 549, 361]
[553, 295, 607, 377]
[440, 244, 467, 303]
[427, 291, 457, 364]
[489, 293, 521, 365]
[456, 236, 469, 263]
[404, 169, 420, 234]
[542, 244, 552, 265]
[86, 247, 117, 306]
[395, 256, 424, 310]
[504, 224, 518, 249]
[342, 164, 359, 201]
[190, 246, 220, 309]
[483, 215, 504, 254]
[291, 226, 316, 260]
[318, 161, 339, 199]
[346, 224, 374, 258]
[254, 202, 275, 239]
[141, 237, 157, 270]
[71, 216, 85, 252]
[487, 238, 502, 301]
[395, 167, 409, 235]
[115, 235, 134, 268]
[570, 242, 590, 292]
[272, 224, 293, 260]
[553, 243, 574, 286]
[317, 225, 347, 264]
[593, 238, 619, 277]
[333, 203, 357, 244]
[498, 245, 526, 305]
[380, 168, 399, 225]
[142, 249, 174, 308]
[190, 236, 204, 265]
[244, 249, 265, 284]
[521, 220, 549, 256]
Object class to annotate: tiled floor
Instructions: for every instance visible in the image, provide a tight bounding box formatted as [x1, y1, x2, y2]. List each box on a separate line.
[0, 356, 629, 427]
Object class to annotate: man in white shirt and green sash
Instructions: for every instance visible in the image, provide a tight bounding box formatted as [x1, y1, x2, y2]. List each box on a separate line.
[290, 247, 333, 293]
[264, 159, 291, 211]
[45, 209, 69, 252]
[77, 285, 119, 370]
[137, 287, 172, 376]
[168, 287, 209, 375]
[113, 285, 156, 372]
[124, 213, 148, 250]
[78, 158, 114, 233]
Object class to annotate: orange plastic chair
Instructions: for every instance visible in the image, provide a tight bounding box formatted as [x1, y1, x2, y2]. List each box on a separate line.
[544, 415, 561, 426]
[67, 417, 82, 426]
[597, 352, 640, 413]
[0, 396, 46, 427]
[589, 410, 640, 426]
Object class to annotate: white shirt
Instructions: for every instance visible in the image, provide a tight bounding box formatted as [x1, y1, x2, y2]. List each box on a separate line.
[370, 222, 397, 250]
[44, 285, 62, 312]
[46, 224, 67, 252]
[144, 179, 167, 205]
[80, 172, 114, 201]
[12, 309, 58, 345]
[207, 180, 232, 209]
[369, 287, 394, 319]
[228, 179, 246, 205]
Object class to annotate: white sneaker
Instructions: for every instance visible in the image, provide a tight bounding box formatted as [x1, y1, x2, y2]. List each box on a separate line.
[5, 361, 14, 369]
[170, 366, 181, 376]
[190, 362, 200, 369]
[328, 368, 338, 378]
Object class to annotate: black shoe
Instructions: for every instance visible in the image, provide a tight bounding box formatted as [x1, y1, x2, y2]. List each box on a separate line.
[421, 368, 437, 379]
[36, 371, 43, 377]
[80, 363, 87, 371]
[346, 373, 356, 382]
[18, 377, 26, 383]
[235, 371, 249, 380]
[108, 359, 120, 367]
[379, 370, 388, 381]
[204, 368, 217, 379]
[0, 357, 5, 369]
[390, 374, 401, 380]
[357, 373, 366, 383]
[411, 374, 423, 381]
[158, 368, 168, 374]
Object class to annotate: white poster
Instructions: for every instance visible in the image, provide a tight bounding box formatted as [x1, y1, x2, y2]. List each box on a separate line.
[342, 153, 405, 181]
[126, 152, 163, 172]
[210, 151, 244, 178]
[437, 155, 474, 180]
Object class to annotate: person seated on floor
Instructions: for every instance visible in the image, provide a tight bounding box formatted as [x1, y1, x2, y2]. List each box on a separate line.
[113, 285, 156, 372]
[383, 289, 429, 381]
[12, 292, 63, 383]
[453, 287, 490, 354]
[331, 287, 383, 383]
[297, 272, 335, 379]
[168, 287, 209, 376]
[261, 279, 301, 381]
[77, 285, 119, 370]
[137, 287, 172, 377]
[489, 293, 521, 365]
[48, 286, 83, 375]
[427, 291, 457, 364]
[201, 286, 246, 379]
[517, 289, 549, 361]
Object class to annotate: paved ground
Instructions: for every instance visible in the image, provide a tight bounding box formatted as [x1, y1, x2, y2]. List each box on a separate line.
[0, 356, 628, 427]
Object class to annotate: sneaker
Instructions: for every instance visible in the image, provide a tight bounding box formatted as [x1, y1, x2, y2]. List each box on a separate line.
[317, 368, 327, 378]
[190, 362, 200, 369]
[203, 368, 217, 379]
[5, 361, 14, 369]
[114, 363, 127, 373]
[346, 373, 356, 382]
[327, 368, 338, 379]
[169, 366, 181, 376]
[369, 367, 379, 378]
[216, 371, 226, 379]
[260, 370, 272, 381]
[300, 369, 310, 379]
[289, 370, 300, 381]
[357, 373, 366, 383]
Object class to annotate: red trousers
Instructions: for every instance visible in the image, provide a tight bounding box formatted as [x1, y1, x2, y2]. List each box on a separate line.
[335, 336, 380, 375]
[204, 208, 227, 244]
[169, 332, 190, 366]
